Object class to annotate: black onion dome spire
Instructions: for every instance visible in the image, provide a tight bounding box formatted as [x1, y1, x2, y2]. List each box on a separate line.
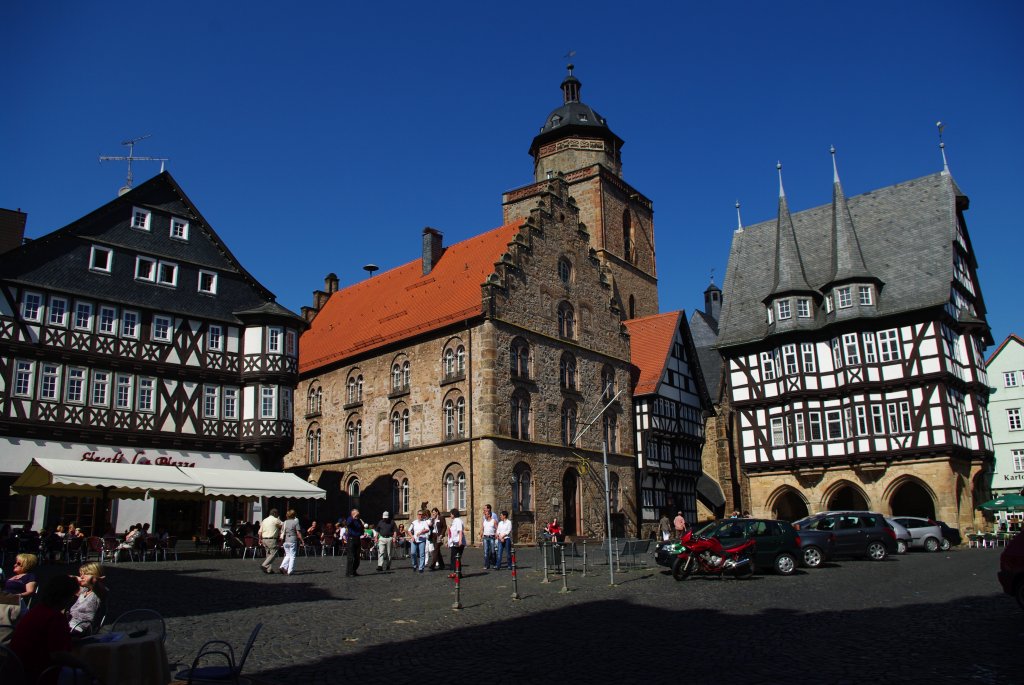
[529, 64, 623, 158]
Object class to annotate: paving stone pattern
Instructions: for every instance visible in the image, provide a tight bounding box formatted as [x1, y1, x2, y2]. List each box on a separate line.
[89, 545, 1018, 685]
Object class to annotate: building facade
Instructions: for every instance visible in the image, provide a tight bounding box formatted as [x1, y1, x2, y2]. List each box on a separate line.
[288, 69, 655, 542]
[715, 157, 993, 531]
[625, 311, 712, 536]
[985, 335, 1024, 500]
[0, 172, 305, 537]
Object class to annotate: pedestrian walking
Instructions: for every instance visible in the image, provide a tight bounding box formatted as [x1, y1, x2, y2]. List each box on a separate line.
[659, 512, 672, 542]
[376, 512, 395, 572]
[495, 510, 512, 570]
[673, 511, 687, 538]
[427, 507, 447, 571]
[342, 508, 365, 577]
[279, 510, 305, 575]
[409, 510, 431, 573]
[481, 504, 499, 569]
[447, 508, 466, 578]
[259, 509, 283, 574]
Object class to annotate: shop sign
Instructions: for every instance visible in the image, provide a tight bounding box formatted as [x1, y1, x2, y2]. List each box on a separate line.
[80, 450, 196, 468]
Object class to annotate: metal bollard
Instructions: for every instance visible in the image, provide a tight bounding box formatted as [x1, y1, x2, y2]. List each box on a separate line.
[582, 539, 587, 577]
[541, 542, 551, 583]
[560, 544, 569, 593]
[614, 537, 622, 573]
[452, 553, 462, 610]
[511, 544, 521, 600]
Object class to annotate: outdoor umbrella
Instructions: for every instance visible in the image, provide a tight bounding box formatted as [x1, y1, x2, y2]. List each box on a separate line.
[976, 494, 1024, 512]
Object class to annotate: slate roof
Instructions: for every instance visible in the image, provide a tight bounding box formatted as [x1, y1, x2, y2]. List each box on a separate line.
[529, 69, 623, 157]
[0, 172, 302, 326]
[689, 309, 722, 400]
[299, 221, 524, 374]
[625, 311, 682, 396]
[717, 171, 965, 348]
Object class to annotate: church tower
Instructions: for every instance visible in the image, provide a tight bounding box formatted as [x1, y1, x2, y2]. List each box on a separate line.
[502, 65, 659, 319]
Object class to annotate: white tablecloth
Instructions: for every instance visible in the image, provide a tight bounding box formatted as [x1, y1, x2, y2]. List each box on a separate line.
[75, 631, 170, 685]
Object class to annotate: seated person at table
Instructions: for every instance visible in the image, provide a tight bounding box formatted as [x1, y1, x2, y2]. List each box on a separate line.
[118, 524, 142, 556]
[545, 518, 564, 545]
[69, 562, 107, 634]
[10, 573, 79, 684]
[1, 553, 39, 603]
[223, 530, 245, 557]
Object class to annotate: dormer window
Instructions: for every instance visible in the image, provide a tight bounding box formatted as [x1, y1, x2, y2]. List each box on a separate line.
[777, 299, 792, 320]
[89, 246, 113, 273]
[858, 286, 873, 306]
[551, 115, 561, 126]
[837, 287, 852, 308]
[135, 257, 156, 282]
[170, 218, 189, 241]
[825, 294, 834, 313]
[578, 113, 588, 122]
[131, 207, 151, 231]
[157, 261, 178, 287]
[198, 270, 217, 295]
[767, 305, 774, 324]
[797, 298, 811, 318]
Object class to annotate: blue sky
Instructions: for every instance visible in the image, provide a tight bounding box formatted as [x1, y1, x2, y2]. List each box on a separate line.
[3, 2, 1022, 347]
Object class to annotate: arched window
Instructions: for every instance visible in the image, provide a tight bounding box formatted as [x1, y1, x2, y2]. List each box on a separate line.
[609, 472, 620, 512]
[307, 384, 323, 415]
[603, 413, 618, 451]
[511, 391, 530, 440]
[346, 377, 356, 404]
[391, 474, 410, 515]
[444, 395, 466, 440]
[306, 425, 321, 464]
[445, 472, 456, 510]
[601, 365, 615, 402]
[391, 363, 402, 391]
[346, 417, 362, 457]
[348, 477, 360, 508]
[510, 338, 530, 379]
[622, 210, 632, 263]
[444, 398, 455, 439]
[557, 302, 576, 339]
[356, 375, 363, 402]
[402, 361, 411, 389]
[456, 396, 465, 436]
[391, 410, 403, 447]
[401, 478, 410, 514]
[558, 257, 573, 284]
[444, 348, 455, 377]
[561, 401, 578, 446]
[513, 463, 532, 513]
[559, 353, 577, 391]
[456, 345, 465, 375]
[457, 472, 467, 510]
[445, 470, 467, 511]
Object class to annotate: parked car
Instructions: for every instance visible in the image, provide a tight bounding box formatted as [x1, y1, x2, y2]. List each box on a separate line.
[936, 520, 961, 549]
[886, 517, 913, 554]
[997, 531, 1024, 610]
[656, 518, 802, 575]
[892, 516, 945, 552]
[796, 528, 836, 568]
[792, 511, 897, 561]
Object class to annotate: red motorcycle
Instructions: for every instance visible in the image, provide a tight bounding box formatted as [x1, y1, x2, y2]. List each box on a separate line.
[672, 529, 756, 581]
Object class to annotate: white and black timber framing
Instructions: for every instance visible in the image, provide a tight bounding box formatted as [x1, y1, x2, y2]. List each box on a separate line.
[0, 172, 306, 471]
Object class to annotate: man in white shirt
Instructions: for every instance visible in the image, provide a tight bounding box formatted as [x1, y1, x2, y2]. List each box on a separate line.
[447, 508, 466, 578]
[408, 510, 431, 573]
[480, 503, 499, 569]
[259, 509, 283, 574]
[495, 509, 513, 570]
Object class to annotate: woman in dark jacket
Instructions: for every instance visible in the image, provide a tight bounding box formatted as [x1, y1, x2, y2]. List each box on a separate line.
[427, 507, 447, 571]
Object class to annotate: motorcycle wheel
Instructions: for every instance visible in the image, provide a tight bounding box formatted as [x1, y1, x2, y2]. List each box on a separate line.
[672, 555, 696, 581]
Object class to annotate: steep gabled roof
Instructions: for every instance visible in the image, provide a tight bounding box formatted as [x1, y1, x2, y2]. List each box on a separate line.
[718, 171, 966, 348]
[299, 221, 524, 374]
[986, 334, 1024, 367]
[624, 311, 682, 396]
[0, 171, 300, 325]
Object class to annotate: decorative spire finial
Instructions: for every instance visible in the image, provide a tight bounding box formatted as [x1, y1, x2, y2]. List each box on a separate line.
[777, 161, 785, 198]
[709, 267, 715, 286]
[937, 121, 949, 173]
[830, 145, 841, 184]
[735, 200, 743, 232]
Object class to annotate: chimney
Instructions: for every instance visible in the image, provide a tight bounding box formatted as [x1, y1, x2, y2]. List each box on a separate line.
[422, 227, 444, 275]
[0, 208, 27, 255]
[324, 272, 339, 293]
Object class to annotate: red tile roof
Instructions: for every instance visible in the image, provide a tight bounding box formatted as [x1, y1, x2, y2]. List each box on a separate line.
[624, 311, 682, 395]
[299, 221, 524, 373]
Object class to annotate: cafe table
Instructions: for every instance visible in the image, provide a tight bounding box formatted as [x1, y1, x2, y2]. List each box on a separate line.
[74, 630, 170, 685]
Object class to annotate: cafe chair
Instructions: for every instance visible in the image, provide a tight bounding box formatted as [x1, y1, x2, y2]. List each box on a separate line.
[241, 536, 263, 559]
[110, 609, 166, 643]
[163, 536, 179, 561]
[176, 622, 263, 685]
[0, 644, 28, 685]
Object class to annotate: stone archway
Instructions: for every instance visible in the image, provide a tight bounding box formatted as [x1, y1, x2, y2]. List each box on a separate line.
[826, 481, 869, 511]
[889, 479, 937, 519]
[769, 488, 810, 522]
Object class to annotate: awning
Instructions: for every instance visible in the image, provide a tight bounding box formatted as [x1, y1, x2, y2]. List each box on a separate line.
[11, 458, 204, 500]
[977, 494, 1024, 512]
[11, 458, 325, 501]
[185, 467, 325, 500]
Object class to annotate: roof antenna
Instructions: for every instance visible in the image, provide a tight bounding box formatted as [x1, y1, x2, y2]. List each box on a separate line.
[99, 135, 169, 196]
[937, 121, 949, 174]
[735, 200, 743, 233]
[363, 264, 379, 278]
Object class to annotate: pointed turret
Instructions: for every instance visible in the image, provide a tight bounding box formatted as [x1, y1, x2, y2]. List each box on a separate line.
[767, 163, 815, 299]
[826, 147, 875, 286]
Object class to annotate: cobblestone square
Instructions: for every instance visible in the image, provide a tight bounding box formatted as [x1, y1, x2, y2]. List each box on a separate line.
[60, 544, 1019, 685]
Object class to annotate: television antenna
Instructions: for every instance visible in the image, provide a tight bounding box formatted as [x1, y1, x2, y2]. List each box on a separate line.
[99, 135, 169, 194]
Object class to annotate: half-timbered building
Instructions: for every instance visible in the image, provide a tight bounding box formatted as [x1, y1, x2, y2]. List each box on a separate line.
[624, 311, 712, 536]
[0, 172, 305, 536]
[288, 68, 651, 542]
[716, 154, 993, 531]
[985, 334, 1024, 507]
